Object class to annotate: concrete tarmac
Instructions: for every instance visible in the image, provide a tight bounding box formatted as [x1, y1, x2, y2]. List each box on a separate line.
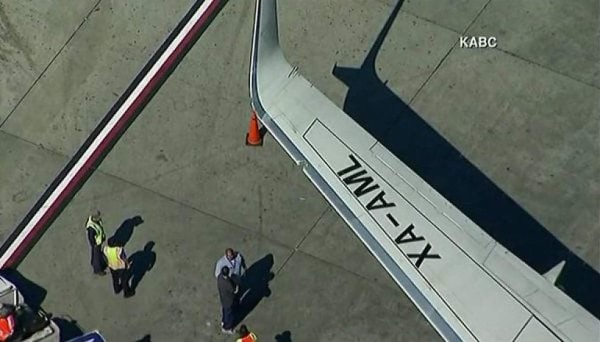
[0, 0, 598, 340]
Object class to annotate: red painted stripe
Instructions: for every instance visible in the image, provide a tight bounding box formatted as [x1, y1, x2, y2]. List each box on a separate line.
[3, 0, 222, 268]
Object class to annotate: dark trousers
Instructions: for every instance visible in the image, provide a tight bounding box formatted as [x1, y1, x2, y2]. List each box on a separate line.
[221, 305, 235, 330]
[110, 268, 133, 296]
[90, 245, 105, 273]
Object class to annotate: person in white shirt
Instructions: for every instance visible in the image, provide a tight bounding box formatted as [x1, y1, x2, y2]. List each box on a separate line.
[214, 248, 247, 285]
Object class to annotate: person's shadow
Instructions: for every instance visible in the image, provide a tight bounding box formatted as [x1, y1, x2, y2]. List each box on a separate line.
[275, 331, 292, 342]
[234, 254, 274, 325]
[128, 241, 156, 291]
[111, 215, 144, 247]
[136, 334, 152, 342]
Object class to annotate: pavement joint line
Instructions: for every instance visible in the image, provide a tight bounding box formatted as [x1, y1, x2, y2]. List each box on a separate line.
[4, 0, 596, 293]
[1, 129, 378, 286]
[274, 206, 330, 275]
[0, 129, 74, 159]
[371, 0, 458, 32]
[3, 126, 397, 294]
[0, 129, 300, 254]
[268, 207, 404, 295]
[400, 8, 458, 34]
[397, 4, 600, 93]
[406, 41, 455, 107]
[293, 206, 330, 251]
[407, 0, 493, 106]
[11, 138, 393, 293]
[278, 246, 402, 293]
[1, 0, 594, 198]
[372, 3, 600, 101]
[0, 94, 249, 202]
[0, 0, 103, 129]
[494, 48, 600, 90]
[1, 104, 313, 265]
[84, 168, 306, 250]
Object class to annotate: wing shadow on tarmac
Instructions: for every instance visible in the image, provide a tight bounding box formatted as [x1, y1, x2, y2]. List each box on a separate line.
[235, 254, 275, 326]
[331, 0, 600, 317]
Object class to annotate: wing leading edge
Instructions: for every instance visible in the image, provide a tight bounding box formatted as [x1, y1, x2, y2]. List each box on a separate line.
[249, 1, 599, 341]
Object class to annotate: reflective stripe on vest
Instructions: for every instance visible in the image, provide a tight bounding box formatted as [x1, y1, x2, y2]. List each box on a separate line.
[104, 246, 125, 269]
[236, 333, 257, 342]
[86, 217, 105, 246]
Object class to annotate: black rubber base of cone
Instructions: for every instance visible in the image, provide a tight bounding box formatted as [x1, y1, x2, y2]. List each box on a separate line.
[245, 133, 263, 146]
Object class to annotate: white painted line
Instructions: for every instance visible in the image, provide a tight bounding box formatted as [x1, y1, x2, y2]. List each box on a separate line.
[0, 0, 220, 268]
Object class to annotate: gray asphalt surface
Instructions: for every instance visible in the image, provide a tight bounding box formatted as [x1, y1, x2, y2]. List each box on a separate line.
[0, 0, 598, 341]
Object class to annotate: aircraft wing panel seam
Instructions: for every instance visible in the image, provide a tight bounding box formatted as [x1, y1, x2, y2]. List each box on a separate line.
[255, 73, 572, 342]
[308, 121, 501, 273]
[481, 241, 498, 265]
[256, 59, 562, 338]
[251, 97, 469, 340]
[301, 120, 544, 340]
[300, 163, 468, 342]
[249, 1, 597, 341]
[305, 119, 577, 341]
[370, 144, 492, 248]
[512, 315, 534, 342]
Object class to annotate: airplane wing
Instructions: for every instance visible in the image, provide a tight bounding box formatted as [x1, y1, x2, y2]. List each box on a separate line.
[249, 0, 600, 341]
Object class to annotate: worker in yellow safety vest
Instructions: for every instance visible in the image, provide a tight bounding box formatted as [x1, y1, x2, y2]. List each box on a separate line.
[86, 211, 106, 275]
[236, 325, 257, 342]
[103, 237, 134, 298]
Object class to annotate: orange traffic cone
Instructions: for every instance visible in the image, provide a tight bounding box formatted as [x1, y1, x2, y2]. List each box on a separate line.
[245, 111, 263, 146]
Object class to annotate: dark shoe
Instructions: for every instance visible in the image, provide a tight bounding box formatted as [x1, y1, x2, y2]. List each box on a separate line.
[124, 290, 135, 298]
[94, 271, 106, 276]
